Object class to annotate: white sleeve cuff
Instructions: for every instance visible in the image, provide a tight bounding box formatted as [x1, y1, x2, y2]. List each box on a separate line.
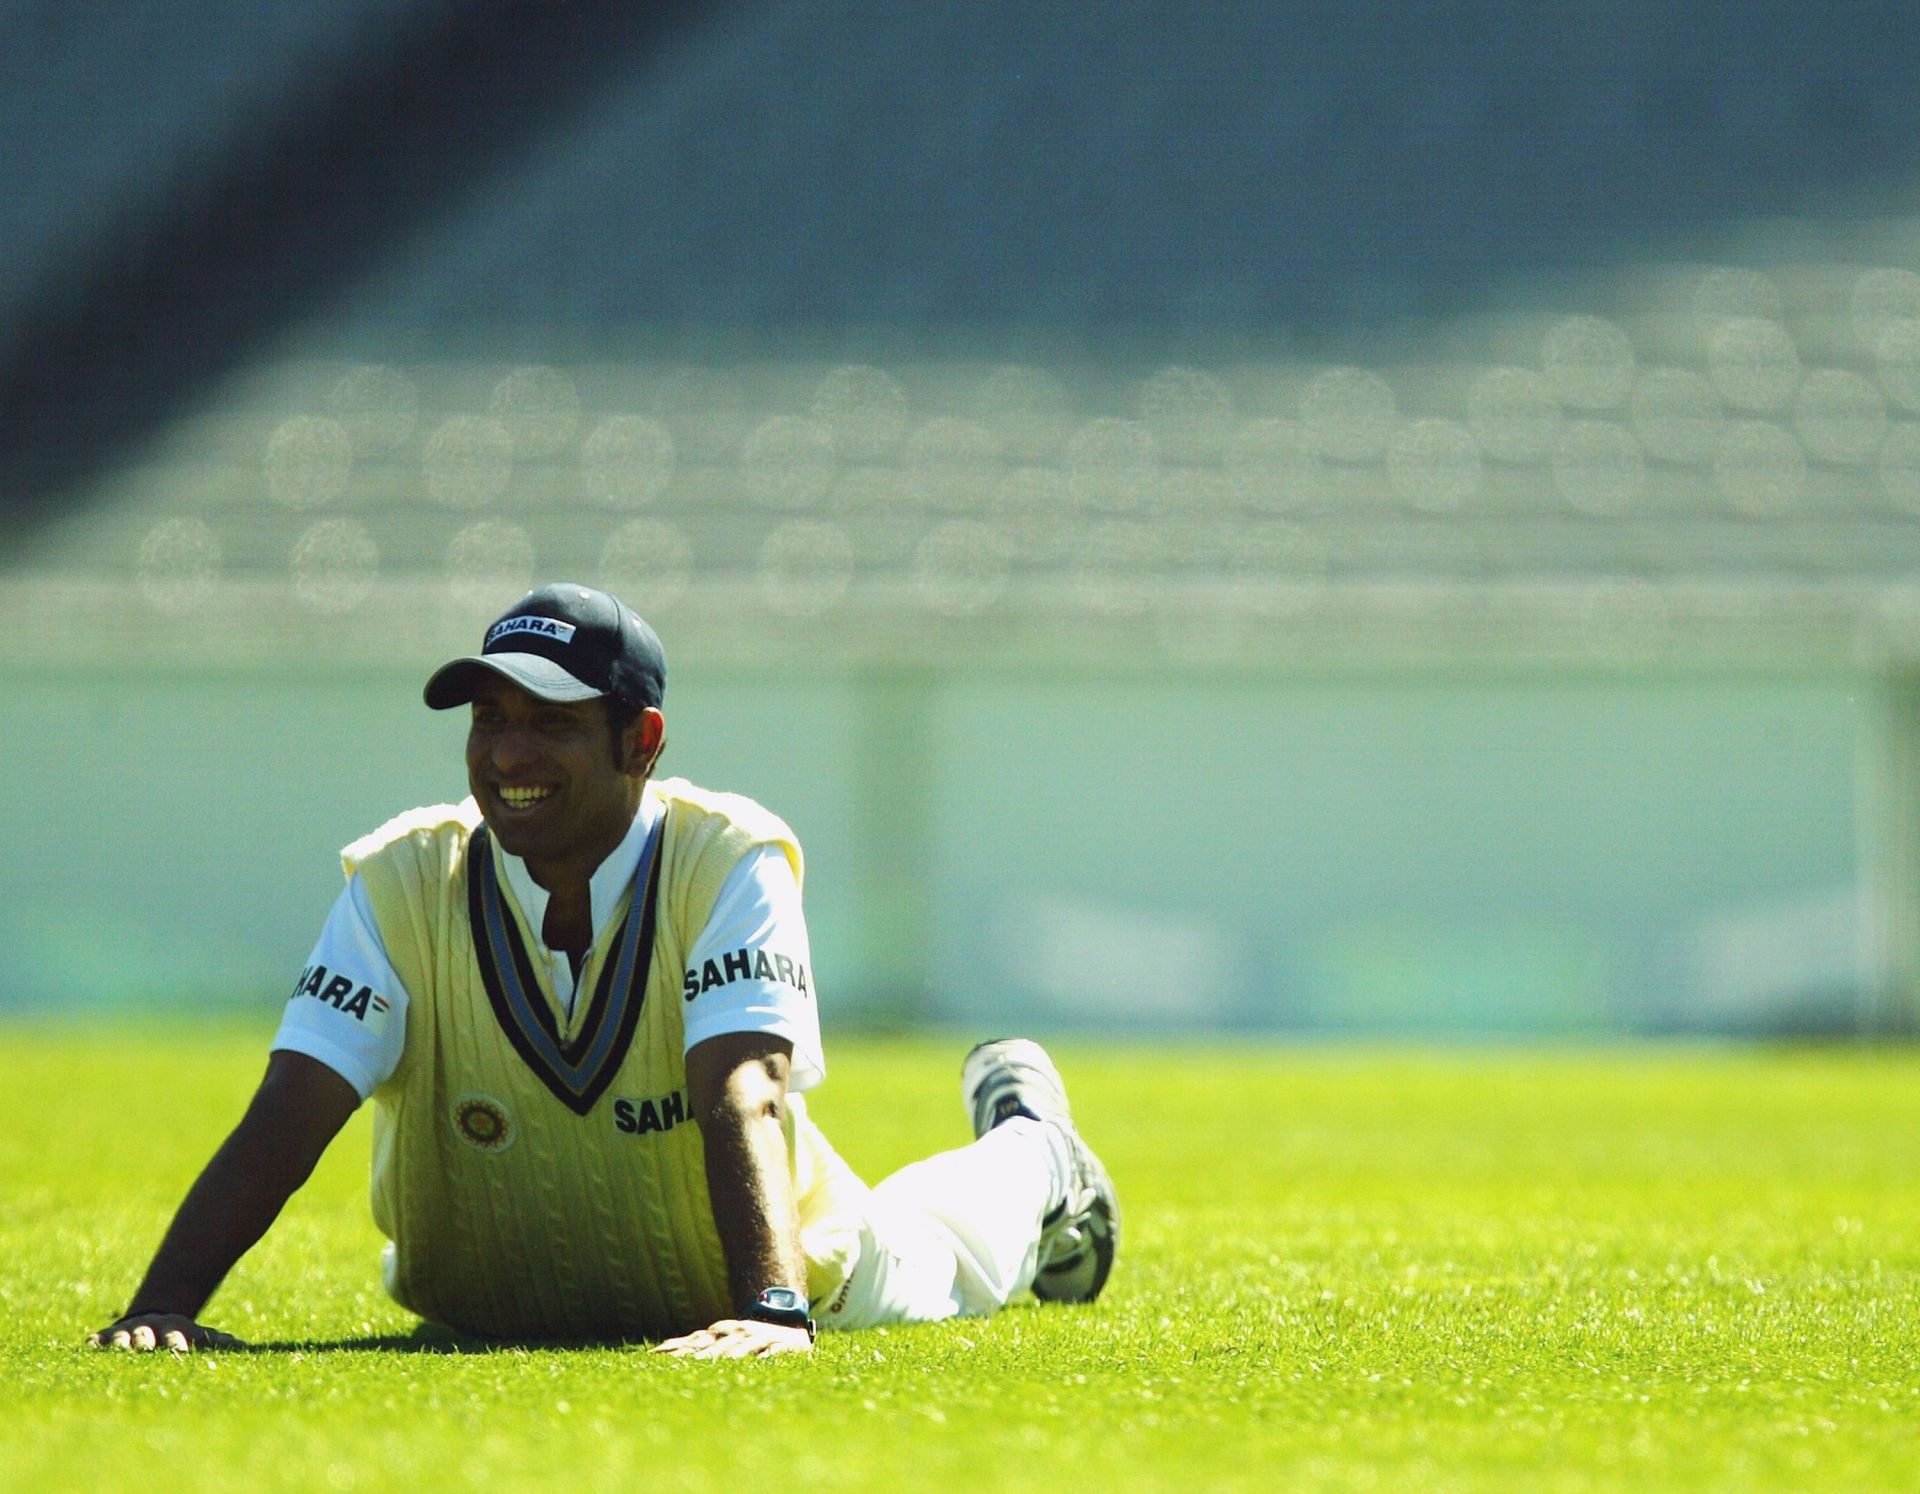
[270, 1027, 378, 1103]
[683, 1006, 826, 1092]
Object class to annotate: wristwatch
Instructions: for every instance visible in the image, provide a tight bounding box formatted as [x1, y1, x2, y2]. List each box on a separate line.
[742, 1286, 816, 1341]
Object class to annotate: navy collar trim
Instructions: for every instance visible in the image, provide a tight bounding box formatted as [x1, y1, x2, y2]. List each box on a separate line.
[466, 813, 665, 1116]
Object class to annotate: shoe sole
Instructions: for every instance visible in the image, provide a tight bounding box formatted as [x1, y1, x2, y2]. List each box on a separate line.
[1033, 1180, 1119, 1303]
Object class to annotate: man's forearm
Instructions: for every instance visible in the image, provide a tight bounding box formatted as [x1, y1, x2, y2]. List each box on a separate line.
[114, 1052, 360, 1324]
[123, 1129, 312, 1318]
[698, 1093, 806, 1308]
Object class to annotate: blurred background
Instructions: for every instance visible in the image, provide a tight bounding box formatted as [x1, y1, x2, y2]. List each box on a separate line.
[5, 0, 1920, 1039]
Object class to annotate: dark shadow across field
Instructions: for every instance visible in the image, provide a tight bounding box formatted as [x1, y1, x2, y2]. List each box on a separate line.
[239, 1324, 660, 1354]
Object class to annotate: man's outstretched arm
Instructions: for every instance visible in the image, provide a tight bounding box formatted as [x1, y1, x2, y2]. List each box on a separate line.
[89, 1049, 361, 1351]
[656, 1030, 811, 1359]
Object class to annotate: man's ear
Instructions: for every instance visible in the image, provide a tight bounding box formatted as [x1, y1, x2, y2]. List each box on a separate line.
[628, 707, 667, 777]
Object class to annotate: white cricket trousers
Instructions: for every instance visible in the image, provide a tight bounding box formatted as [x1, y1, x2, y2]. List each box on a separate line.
[812, 1115, 1062, 1331]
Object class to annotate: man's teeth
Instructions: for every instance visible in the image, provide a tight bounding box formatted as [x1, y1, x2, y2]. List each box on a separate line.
[499, 786, 554, 810]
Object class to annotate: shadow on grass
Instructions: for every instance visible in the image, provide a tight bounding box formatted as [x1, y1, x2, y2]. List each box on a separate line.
[241, 1323, 657, 1355]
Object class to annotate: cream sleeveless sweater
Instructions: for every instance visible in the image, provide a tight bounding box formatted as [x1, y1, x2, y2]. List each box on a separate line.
[347, 777, 862, 1339]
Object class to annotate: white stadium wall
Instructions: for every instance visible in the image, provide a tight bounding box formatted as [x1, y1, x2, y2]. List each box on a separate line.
[0, 662, 1872, 1037]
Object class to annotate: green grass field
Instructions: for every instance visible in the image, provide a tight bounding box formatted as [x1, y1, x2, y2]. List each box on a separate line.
[3, 1026, 1917, 1491]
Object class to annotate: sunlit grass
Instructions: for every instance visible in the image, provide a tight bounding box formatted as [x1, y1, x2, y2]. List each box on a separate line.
[3, 1026, 1917, 1490]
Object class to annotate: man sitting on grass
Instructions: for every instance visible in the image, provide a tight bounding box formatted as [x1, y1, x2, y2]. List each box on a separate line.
[90, 584, 1117, 1357]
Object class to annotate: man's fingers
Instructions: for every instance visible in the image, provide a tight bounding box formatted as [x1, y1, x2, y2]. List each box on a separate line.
[655, 1318, 811, 1360]
[690, 1321, 809, 1359]
[89, 1314, 242, 1353]
[655, 1321, 744, 1358]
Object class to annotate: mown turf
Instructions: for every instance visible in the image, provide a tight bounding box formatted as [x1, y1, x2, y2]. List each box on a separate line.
[3, 1026, 1917, 1491]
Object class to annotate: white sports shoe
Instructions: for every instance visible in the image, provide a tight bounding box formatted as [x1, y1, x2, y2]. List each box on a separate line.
[961, 1038, 1120, 1304]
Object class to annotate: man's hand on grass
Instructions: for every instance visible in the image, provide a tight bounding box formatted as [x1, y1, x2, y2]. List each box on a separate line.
[652, 1317, 813, 1359]
[88, 1312, 244, 1353]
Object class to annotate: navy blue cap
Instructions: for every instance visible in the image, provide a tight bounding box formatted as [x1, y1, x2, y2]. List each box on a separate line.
[424, 583, 666, 711]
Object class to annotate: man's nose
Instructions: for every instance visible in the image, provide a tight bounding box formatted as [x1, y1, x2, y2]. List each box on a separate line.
[490, 726, 541, 772]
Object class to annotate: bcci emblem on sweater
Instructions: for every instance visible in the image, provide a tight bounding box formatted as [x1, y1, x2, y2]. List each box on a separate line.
[453, 1094, 515, 1154]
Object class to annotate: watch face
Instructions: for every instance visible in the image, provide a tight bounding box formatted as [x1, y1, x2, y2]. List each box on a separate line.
[758, 1287, 805, 1314]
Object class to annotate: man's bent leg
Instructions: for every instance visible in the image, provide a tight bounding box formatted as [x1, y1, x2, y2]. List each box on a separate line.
[821, 1120, 1063, 1331]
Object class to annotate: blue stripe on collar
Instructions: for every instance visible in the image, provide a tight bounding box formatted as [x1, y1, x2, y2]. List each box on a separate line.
[467, 813, 665, 1116]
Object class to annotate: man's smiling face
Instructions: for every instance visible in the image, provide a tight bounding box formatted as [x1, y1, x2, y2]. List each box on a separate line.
[465, 673, 645, 879]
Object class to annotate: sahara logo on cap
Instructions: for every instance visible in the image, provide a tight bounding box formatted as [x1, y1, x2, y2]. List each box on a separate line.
[487, 615, 577, 648]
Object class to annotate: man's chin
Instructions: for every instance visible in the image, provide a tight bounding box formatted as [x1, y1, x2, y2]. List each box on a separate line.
[481, 809, 556, 859]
